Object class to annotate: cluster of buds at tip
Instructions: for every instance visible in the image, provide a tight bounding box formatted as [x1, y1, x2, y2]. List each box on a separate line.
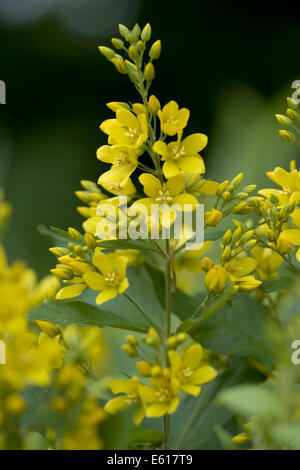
[275, 88, 300, 145]
[216, 174, 256, 215]
[98, 22, 161, 87]
[221, 219, 258, 264]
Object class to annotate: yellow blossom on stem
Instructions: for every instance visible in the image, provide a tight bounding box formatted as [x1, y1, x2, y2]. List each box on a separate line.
[168, 344, 217, 396]
[100, 108, 148, 148]
[104, 377, 146, 425]
[132, 173, 197, 228]
[158, 101, 190, 136]
[153, 132, 207, 178]
[139, 375, 180, 418]
[83, 251, 129, 305]
[205, 265, 228, 293]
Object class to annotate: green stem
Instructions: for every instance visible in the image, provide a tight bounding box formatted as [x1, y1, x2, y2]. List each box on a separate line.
[123, 293, 164, 336]
[176, 388, 207, 449]
[163, 239, 172, 450]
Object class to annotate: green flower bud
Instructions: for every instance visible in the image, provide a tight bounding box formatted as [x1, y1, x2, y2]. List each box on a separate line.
[279, 129, 296, 142]
[98, 46, 115, 60]
[111, 38, 124, 50]
[141, 23, 151, 42]
[149, 40, 161, 60]
[119, 24, 130, 40]
[275, 114, 292, 126]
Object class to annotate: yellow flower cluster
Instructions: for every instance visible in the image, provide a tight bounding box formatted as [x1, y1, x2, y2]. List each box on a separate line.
[104, 329, 217, 422]
[0, 197, 108, 450]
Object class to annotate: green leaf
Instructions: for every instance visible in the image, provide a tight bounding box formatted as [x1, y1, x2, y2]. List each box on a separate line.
[29, 300, 148, 332]
[169, 362, 264, 450]
[260, 276, 292, 293]
[177, 285, 235, 334]
[219, 384, 284, 419]
[29, 266, 165, 333]
[178, 296, 278, 366]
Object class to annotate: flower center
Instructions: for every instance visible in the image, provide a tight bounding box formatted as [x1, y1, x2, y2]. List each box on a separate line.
[125, 128, 139, 139]
[155, 387, 171, 403]
[166, 118, 179, 126]
[171, 145, 185, 160]
[125, 392, 138, 405]
[155, 190, 173, 203]
[104, 271, 117, 285]
[115, 152, 131, 165]
[179, 366, 193, 382]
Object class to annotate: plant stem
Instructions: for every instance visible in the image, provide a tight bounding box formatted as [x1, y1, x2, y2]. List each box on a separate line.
[123, 293, 164, 336]
[163, 239, 172, 449]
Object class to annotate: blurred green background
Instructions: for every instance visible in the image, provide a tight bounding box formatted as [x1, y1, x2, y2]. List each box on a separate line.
[1, 0, 300, 276]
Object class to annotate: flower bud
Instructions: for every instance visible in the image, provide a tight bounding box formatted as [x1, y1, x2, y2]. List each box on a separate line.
[151, 366, 162, 377]
[98, 46, 115, 60]
[49, 247, 69, 257]
[222, 229, 232, 245]
[149, 40, 161, 60]
[276, 236, 291, 255]
[287, 97, 298, 110]
[6, 394, 26, 416]
[242, 185, 256, 195]
[230, 173, 243, 189]
[221, 246, 231, 262]
[205, 266, 228, 294]
[231, 202, 253, 214]
[136, 361, 151, 377]
[240, 230, 254, 243]
[176, 332, 188, 344]
[244, 239, 257, 250]
[201, 257, 214, 272]
[68, 227, 82, 241]
[216, 180, 229, 197]
[132, 103, 147, 115]
[128, 45, 138, 60]
[122, 344, 137, 357]
[36, 321, 61, 338]
[286, 108, 299, 122]
[144, 62, 155, 81]
[84, 233, 97, 250]
[205, 209, 223, 227]
[149, 95, 161, 115]
[222, 191, 231, 201]
[119, 24, 130, 40]
[275, 114, 292, 126]
[141, 23, 151, 42]
[112, 58, 127, 74]
[127, 335, 139, 346]
[167, 336, 178, 350]
[111, 38, 124, 49]
[265, 229, 276, 242]
[137, 40, 146, 52]
[238, 279, 262, 292]
[131, 23, 141, 42]
[279, 129, 296, 143]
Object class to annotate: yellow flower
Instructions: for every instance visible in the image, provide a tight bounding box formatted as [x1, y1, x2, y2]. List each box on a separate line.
[83, 251, 129, 304]
[251, 246, 283, 279]
[132, 173, 197, 228]
[279, 208, 300, 261]
[100, 108, 148, 148]
[224, 257, 262, 291]
[205, 265, 228, 293]
[158, 100, 190, 136]
[104, 377, 145, 425]
[153, 132, 207, 178]
[168, 344, 217, 396]
[259, 162, 300, 205]
[97, 145, 142, 188]
[139, 375, 180, 417]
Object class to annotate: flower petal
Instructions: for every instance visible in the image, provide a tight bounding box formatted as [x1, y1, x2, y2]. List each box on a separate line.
[182, 133, 208, 154]
[178, 156, 205, 175]
[83, 272, 106, 290]
[163, 160, 180, 178]
[191, 366, 217, 384]
[182, 344, 203, 368]
[96, 287, 118, 305]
